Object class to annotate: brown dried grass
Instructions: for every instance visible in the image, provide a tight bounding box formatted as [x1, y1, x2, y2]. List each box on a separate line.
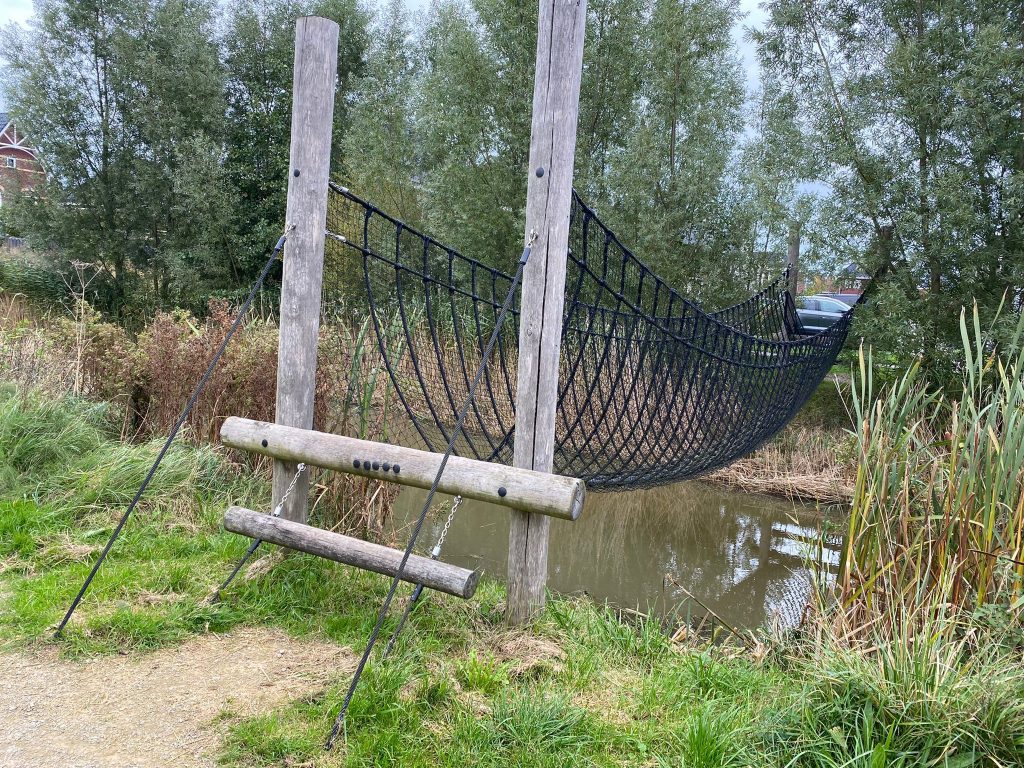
[707, 425, 855, 503]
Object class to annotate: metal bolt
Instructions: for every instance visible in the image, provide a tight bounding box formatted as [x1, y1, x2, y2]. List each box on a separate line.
[382, 462, 391, 471]
[372, 461, 380, 470]
[498, 487, 507, 497]
[293, 168, 300, 177]
[393, 464, 401, 474]
[261, 439, 268, 448]
[353, 459, 361, 469]
[535, 167, 545, 178]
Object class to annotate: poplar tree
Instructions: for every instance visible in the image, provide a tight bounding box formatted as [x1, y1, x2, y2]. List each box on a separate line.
[606, 0, 745, 300]
[222, 0, 368, 278]
[756, 0, 1024, 377]
[342, 0, 421, 225]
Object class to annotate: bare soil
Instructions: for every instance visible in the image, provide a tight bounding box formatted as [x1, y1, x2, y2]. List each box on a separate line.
[0, 628, 353, 768]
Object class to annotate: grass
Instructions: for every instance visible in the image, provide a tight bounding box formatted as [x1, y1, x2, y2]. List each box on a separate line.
[1, 384, 1022, 766]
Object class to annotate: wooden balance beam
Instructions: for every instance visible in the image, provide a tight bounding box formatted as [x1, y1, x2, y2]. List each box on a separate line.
[224, 506, 480, 598]
[220, 417, 585, 520]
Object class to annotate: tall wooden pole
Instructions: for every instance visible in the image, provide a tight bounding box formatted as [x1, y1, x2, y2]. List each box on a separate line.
[273, 16, 339, 523]
[786, 221, 801, 297]
[507, 0, 587, 625]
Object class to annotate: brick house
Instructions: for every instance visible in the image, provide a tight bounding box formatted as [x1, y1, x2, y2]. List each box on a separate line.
[0, 112, 44, 209]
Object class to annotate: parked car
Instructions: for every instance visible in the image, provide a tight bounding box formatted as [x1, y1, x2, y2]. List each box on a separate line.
[795, 295, 853, 333]
[815, 291, 862, 305]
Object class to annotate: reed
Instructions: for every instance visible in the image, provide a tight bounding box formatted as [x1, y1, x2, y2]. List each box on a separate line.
[830, 303, 1024, 644]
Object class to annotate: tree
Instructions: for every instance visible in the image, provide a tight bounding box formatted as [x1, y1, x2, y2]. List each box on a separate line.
[341, 0, 421, 225]
[222, 0, 368, 280]
[755, 0, 1024, 379]
[0, 0, 228, 321]
[602, 0, 746, 301]
[414, 0, 534, 270]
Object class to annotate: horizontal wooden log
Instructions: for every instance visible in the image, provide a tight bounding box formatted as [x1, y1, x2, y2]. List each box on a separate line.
[220, 417, 585, 521]
[224, 506, 480, 599]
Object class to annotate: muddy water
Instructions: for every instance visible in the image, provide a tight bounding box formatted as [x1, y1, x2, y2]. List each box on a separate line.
[390, 481, 842, 629]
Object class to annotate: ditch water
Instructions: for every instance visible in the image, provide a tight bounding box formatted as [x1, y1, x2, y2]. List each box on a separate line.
[390, 480, 843, 630]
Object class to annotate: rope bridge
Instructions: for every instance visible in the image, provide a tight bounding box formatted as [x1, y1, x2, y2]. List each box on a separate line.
[324, 184, 853, 492]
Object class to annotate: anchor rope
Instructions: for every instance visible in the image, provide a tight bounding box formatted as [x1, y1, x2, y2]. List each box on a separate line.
[209, 462, 307, 603]
[382, 494, 463, 659]
[54, 230, 291, 636]
[323, 238, 533, 750]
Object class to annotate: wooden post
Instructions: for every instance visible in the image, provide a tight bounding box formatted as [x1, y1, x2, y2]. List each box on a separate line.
[786, 221, 801, 297]
[507, 0, 587, 625]
[273, 16, 339, 523]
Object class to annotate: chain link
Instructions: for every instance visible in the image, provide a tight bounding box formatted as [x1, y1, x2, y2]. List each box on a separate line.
[272, 463, 307, 517]
[430, 496, 462, 558]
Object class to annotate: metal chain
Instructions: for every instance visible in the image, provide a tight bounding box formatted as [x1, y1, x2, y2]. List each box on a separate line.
[430, 495, 462, 558]
[273, 463, 307, 517]
[208, 461, 307, 604]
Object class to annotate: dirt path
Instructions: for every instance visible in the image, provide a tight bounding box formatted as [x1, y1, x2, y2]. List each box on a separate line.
[0, 628, 353, 768]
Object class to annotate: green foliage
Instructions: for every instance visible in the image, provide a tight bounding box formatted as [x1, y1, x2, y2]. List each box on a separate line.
[755, 0, 1024, 381]
[223, 0, 368, 284]
[341, 0, 422, 225]
[766, 640, 1024, 768]
[342, 0, 762, 302]
[0, 388, 107, 478]
[0, 388, 1019, 765]
[488, 692, 596, 756]
[842, 306, 1024, 629]
[455, 650, 509, 695]
[0, 0, 228, 323]
[0, 0, 369, 321]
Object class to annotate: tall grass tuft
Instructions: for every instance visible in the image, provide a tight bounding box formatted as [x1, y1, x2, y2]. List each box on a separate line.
[834, 303, 1024, 644]
[0, 387, 107, 480]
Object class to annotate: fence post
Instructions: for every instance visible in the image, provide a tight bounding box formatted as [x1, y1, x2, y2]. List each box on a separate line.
[273, 16, 339, 523]
[507, 0, 588, 625]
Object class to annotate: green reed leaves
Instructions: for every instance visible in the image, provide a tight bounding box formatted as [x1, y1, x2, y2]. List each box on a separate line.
[841, 303, 1024, 641]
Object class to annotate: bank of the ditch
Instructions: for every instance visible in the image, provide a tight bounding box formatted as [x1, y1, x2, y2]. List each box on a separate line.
[1, 389, 1020, 766]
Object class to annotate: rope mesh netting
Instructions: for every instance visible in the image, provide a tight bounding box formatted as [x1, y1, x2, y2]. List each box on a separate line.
[323, 183, 853, 491]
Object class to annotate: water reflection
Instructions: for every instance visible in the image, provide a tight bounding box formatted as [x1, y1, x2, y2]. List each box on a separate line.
[391, 481, 842, 629]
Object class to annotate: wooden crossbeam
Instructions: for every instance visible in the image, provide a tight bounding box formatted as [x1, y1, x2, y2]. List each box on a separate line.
[224, 507, 480, 599]
[220, 418, 585, 521]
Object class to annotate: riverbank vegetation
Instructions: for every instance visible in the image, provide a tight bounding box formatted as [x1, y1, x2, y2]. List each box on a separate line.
[1, 288, 857, 504]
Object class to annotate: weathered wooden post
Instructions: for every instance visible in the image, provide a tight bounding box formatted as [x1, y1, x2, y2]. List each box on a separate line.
[786, 221, 801, 297]
[507, 0, 588, 624]
[273, 16, 339, 523]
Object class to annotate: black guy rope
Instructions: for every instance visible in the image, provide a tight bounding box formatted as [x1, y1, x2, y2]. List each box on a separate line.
[208, 461, 307, 603]
[54, 232, 289, 637]
[323, 240, 533, 750]
[381, 495, 463, 659]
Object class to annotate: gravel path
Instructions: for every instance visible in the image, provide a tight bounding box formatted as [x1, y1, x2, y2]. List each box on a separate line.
[0, 628, 352, 768]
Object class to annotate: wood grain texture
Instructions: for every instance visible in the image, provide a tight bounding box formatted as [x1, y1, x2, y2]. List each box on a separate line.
[222, 418, 585, 520]
[224, 507, 480, 598]
[274, 16, 340, 523]
[508, 0, 588, 624]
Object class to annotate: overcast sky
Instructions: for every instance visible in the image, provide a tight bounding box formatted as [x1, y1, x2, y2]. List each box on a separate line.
[0, 0, 766, 108]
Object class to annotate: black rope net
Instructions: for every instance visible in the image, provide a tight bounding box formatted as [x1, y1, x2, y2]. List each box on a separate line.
[323, 183, 852, 491]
